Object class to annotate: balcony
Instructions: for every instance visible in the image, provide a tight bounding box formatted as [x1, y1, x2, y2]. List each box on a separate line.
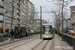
[17, 22, 20, 25]
[17, 7, 20, 11]
[71, 20, 75, 24]
[16, 0, 19, 3]
[17, 3, 20, 6]
[0, 2, 4, 7]
[17, 12, 20, 16]
[17, 17, 20, 21]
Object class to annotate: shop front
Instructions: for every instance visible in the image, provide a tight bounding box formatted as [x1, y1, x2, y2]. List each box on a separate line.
[15, 26, 27, 38]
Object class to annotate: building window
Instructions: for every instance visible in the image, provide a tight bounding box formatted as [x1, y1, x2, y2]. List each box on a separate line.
[14, 13, 16, 16]
[5, 3, 12, 8]
[0, 8, 3, 13]
[14, 8, 17, 11]
[5, 9, 12, 15]
[21, 11, 25, 16]
[17, 10, 19, 13]
[13, 19, 16, 21]
[17, 15, 19, 18]
[0, 0, 3, 2]
[0, 15, 4, 21]
[13, 24, 16, 27]
[5, 23, 16, 27]
[9, 0, 12, 2]
[5, 23, 11, 27]
[21, 21, 23, 24]
[8, 11, 12, 15]
[5, 16, 11, 20]
[0, 22, 3, 28]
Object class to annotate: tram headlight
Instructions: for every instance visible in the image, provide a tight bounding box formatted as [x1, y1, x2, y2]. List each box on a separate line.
[46, 34, 48, 36]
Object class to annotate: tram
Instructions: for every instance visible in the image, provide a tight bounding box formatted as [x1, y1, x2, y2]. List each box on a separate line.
[43, 24, 54, 40]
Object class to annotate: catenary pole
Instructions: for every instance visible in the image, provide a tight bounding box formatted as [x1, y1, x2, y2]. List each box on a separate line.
[40, 6, 42, 39]
[62, 0, 64, 40]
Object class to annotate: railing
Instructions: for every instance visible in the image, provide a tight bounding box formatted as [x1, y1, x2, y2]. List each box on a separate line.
[57, 33, 75, 50]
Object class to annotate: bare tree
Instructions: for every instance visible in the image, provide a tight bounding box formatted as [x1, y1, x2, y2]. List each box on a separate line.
[34, 8, 39, 19]
[51, 0, 73, 31]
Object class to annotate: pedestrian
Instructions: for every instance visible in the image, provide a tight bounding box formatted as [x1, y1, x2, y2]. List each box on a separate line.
[18, 30, 21, 39]
[10, 30, 14, 41]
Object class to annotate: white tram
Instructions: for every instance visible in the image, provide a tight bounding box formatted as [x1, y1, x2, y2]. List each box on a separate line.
[43, 24, 54, 40]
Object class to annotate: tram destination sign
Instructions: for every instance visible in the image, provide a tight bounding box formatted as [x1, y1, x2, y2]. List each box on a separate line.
[43, 25, 50, 27]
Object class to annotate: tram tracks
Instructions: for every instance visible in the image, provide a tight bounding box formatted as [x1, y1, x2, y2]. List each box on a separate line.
[0, 36, 39, 50]
[32, 40, 44, 50]
[32, 40, 52, 50]
[42, 40, 49, 50]
[0, 34, 53, 50]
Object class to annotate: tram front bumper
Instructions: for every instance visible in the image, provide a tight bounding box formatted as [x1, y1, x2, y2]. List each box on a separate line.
[43, 34, 53, 39]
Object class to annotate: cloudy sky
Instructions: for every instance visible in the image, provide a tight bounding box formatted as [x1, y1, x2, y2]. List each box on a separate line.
[29, 0, 75, 25]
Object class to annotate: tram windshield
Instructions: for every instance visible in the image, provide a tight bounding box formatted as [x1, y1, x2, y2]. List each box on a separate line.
[45, 27, 49, 32]
[43, 24, 52, 34]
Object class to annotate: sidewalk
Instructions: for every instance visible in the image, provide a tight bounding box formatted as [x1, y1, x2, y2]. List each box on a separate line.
[57, 34, 73, 50]
[50, 34, 73, 50]
[0, 34, 39, 47]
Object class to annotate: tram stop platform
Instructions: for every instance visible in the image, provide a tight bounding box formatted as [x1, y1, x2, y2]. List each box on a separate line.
[0, 35, 38, 47]
[50, 34, 74, 50]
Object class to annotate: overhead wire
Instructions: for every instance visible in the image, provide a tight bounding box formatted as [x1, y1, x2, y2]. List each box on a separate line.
[41, 0, 49, 14]
[41, 0, 50, 15]
[41, 0, 55, 24]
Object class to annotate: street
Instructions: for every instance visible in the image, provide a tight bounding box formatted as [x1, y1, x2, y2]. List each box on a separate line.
[0, 0, 75, 50]
[0, 34, 73, 50]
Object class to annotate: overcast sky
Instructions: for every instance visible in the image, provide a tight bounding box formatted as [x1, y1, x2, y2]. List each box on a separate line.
[29, 0, 75, 25]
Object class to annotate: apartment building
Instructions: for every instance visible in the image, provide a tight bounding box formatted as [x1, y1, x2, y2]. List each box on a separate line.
[27, 0, 34, 30]
[20, 0, 28, 27]
[0, 0, 18, 32]
[31, 3, 34, 30]
[0, 0, 34, 33]
[59, 18, 71, 31]
[0, 0, 4, 29]
[70, 6, 75, 31]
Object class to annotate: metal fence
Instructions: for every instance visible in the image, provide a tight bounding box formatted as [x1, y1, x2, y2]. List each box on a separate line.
[57, 33, 75, 50]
